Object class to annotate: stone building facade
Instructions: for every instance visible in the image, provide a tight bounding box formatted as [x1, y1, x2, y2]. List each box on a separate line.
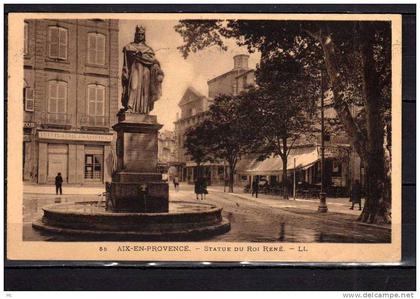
[157, 130, 177, 172]
[174, 55, 254, 184]
[173, 86, 211, 182]
[207, 54, 254, 98]
[23, 19, 119, 185]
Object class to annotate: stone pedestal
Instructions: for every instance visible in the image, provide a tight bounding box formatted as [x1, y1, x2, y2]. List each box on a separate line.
[107, 112, 169, 213]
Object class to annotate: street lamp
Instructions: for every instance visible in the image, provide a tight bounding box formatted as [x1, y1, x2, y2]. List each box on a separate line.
[318, 69, 328, 213]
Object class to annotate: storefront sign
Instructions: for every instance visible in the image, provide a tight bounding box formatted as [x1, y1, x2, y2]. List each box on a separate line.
[38, 131, 113, 142]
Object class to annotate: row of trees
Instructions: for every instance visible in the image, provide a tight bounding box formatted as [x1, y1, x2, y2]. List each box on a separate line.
[183, 53, 319, 197]
[175, 20, 391, 223]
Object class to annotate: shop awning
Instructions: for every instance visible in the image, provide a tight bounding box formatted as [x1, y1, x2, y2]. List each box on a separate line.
[239, 146, 319, 176]
[185, 161, 224, 167]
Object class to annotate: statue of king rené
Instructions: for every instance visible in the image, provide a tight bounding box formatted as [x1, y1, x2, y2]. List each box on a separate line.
[121, 26, 164, 114]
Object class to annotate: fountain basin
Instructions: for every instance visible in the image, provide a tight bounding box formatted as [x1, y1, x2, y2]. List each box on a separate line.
[32, 200, 230, 241]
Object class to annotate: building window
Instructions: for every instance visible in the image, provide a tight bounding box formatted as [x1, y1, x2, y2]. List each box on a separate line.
[24, 22, 29, 55]
[87, 33, 106, 65]
[48, 26, 68, 60]
[48, 81, 67, 114]
[24, 87, 34, 112]
[87, 84, 105, 116]
[84, 154, 102, 180]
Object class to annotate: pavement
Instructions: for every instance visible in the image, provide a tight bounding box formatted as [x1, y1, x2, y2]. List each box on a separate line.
[206, 185, 364, 216]
[205, 186, 390, 231]
[23, 182, 362, 216]
[23, 182, 391, 242]
[23, 183, 105, 195]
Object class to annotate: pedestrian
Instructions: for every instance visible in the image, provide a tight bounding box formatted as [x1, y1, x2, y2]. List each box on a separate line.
[252, 177, 259, 198]
[194, 177, 201, 200]
[201, 176, 208, 200]
[173, 176, 179, 192]
[349, 179, 362, 210]
[55, 172, 63, 195]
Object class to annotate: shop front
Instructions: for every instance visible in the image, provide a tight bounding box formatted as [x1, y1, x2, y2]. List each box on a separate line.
[237, 145, 352, 197]
[36, 130, 114, 185]
[185, 161, 226, 185]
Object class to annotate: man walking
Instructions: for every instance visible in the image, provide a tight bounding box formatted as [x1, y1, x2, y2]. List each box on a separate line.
[173, 176, 179, 191]
[252, 177, 259, 198]
[55, 172, 63, 195]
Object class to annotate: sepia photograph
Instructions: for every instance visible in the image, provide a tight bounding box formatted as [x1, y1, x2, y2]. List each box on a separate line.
[7, 12, 402, 262]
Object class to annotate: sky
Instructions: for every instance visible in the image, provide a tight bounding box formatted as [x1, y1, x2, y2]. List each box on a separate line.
[119, 19, 260, 131]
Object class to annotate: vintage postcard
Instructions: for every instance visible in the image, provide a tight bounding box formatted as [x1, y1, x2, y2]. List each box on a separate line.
[7, 12, 401, 263]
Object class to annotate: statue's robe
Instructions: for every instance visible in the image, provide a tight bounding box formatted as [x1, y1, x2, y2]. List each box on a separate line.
[121, 42, 163, 114]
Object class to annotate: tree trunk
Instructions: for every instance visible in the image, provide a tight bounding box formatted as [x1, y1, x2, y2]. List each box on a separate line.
[282, 156, 288, 199]
[316, 24, 387, 223]
[358, 23, 386, 223]
[228, 166, 234, 193]
[227, 159, 237, 193]
[281, 138, 289, 199]
[317, 28, 368, 163]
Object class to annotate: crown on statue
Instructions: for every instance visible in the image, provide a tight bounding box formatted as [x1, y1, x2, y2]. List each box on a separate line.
[135, 25, 146, 34]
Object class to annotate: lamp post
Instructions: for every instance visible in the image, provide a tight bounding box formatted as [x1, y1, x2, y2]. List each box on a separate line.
[223, 159, 226, 193]
[293, 157, 296, 200]
[318, 70, 328, 213]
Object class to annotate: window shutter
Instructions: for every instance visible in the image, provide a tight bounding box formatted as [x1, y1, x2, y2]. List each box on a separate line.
[97, 34, 105, 65]
[58, 83, 66, 99]
[57, 99, 65, 113]
[24, 88, 34, 112]
[87, 85, 106, 117]
[49, 84, 57, 113]
[88, 85, 95, 115]
[49, 83, 57, 99]
[88, 33, 106, 65]
[49, 27, 59, 58]
[62, 83, 67, 113]
[59, 28, 68, 60]
[50, 82, 67, 113]
[96, 87, 104, 116]
[88, 34, 96, 63]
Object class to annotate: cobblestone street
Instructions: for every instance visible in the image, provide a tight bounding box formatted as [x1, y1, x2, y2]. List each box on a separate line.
[23, 183, 391, 243]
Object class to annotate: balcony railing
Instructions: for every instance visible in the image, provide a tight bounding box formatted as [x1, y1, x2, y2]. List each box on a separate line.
[79, 114, 109, 131]
[40, 112, 72, 129]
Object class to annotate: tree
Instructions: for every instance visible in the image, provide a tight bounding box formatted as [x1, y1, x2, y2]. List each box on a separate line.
[183, 120, 214, 178]
[184, 95, 254, 192]
[241, 53, 317, 199]
[305, 22, 391, 222]
[175, 19, 391, 222]
[207, 94, 254, 193]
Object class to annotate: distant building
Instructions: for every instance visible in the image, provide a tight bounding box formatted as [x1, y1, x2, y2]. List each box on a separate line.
[173, 86, 212, 182]
[208, 54, 254, 98]
[157, 130, 177, 173]
[23, 19, 119, 185]
[174, 55, 255, 185]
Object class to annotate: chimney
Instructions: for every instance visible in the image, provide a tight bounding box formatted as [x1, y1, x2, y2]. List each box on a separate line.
[233, 54, 249, 70]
